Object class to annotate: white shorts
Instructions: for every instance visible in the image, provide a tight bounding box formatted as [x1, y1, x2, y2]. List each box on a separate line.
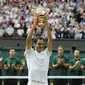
[27, 80, 48, 85]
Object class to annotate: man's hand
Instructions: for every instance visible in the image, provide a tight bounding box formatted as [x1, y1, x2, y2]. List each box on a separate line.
[32, 14, 39, 29]
[22, 59, 25, 66]
[75, 61, 80, 66]
[77, 61, 80, 66]
[12, 63, 15, 67]
[48, 66, 52, 71]
[0, 57, 3, 62]
[52, 64, 57, 68]
[7, 62, 10, 68]
[58, 58, 62, 64]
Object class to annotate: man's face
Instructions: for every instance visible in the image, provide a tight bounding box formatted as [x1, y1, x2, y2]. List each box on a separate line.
[74, 50, 80, 58]
[35, 39, 44, 52]
[9, 49, 15, 57]
[58, 47, 64, 56]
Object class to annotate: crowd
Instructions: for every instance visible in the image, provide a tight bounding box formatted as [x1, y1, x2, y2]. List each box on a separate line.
[0, 0, 85, 39]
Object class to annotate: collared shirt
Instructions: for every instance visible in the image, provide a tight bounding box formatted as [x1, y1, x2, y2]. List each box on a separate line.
[52, 54, 69, 76]
[26, 48, 52, 82]
[69, 57, 84, 76]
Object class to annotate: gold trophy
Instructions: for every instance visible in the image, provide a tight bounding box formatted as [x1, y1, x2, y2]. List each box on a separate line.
[31, 5, 50, 29]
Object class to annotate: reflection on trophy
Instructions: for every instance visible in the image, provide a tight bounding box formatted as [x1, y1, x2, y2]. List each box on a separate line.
[31, 5, 50, 29]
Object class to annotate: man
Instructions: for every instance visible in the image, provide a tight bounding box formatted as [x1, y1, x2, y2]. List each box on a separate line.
[26, 14, 52, 85]
[3, 48, 20, 85]
[52, 46, 69, 85]
[69, 50, 84, 85]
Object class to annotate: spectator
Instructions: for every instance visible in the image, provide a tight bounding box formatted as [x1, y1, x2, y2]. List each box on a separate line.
[5, 25, 14, 37]
[81, 25, 85, 39]
[63, 27, 69, 38]
[0, 27, 5, 37]
[51, 24, 56, 39]
[17, 27, 24, 37]
[52, 46, 69, 85]
[69, 25, 75, 39]
[75, 25, 82, 39]
[3, 48, 21, 85]
[69, 50, 84, 85]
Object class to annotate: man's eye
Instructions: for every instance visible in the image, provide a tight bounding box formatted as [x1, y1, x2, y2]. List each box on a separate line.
[38, 43, 41, 45]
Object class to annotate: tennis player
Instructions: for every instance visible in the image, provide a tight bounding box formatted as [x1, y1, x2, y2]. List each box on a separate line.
[25, 14, 52, 85]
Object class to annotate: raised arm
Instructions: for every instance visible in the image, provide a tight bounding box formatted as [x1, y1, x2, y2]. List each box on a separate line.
[26, 15, 37, 49]
[46, 18, 52, 51]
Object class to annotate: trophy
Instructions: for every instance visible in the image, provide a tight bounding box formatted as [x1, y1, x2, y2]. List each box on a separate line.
[31, 5, 50, 29]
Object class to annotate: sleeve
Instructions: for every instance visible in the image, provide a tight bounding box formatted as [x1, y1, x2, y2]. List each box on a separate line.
[69, 59, 73, 66]
[44, 48, 52, 58]
[80, 59, 85, 66]
[3, 59, 7, 65]
[52, 56, 57, 64]
[16, 58, 21, 66]
[25, 48, 35, 58]
[65, 55, 69, 63]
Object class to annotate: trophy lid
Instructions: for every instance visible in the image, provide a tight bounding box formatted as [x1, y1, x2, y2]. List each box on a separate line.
[31, 5, 50, 16]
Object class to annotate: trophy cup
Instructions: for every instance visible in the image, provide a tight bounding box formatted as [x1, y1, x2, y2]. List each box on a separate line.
[31, 5, 50, 29]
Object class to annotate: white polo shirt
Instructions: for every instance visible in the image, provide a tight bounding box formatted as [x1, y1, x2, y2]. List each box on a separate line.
[26, 48, 52, 83]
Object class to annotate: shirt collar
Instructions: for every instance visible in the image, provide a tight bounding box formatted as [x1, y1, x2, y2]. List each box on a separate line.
[74, 57, 80, 61]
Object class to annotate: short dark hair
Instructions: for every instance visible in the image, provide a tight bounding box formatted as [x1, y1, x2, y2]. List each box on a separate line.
[9, 48, 15, 51]
[58, 46, 64, 50]
[34, 37, 44, 44]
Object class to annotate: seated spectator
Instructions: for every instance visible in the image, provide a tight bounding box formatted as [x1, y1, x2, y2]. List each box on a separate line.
[75, 25, 82, 39]
[17, 28, 24, 37]
[13, 16, 20, 29]
[63, 27, 69, 38]
[51, 24, 56, 39]
[69, 25, 75, 39]
[56, 28, 62, 38]
[0, 27, 5, 37]
[82, 26, 85, 39]
[5, 25, 14, 37]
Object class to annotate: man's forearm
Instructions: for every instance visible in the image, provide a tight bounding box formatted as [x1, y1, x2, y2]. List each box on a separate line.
[46, 26, 52, 41]
[78, 65, 84, 70]
[26, 15, 37, 49]
[69, 64, 76, 71]
[62, 63, 69, 68]
[27, 28, 34, 41]
[46, 23, 52, 51]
